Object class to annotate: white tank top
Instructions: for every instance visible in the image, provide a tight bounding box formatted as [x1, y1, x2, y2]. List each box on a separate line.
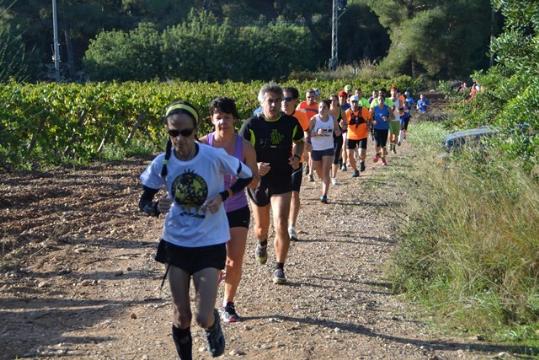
[311, 114, 335, 151]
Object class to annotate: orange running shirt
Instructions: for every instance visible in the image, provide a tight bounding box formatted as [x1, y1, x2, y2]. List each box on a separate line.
[292, 109, 311, 132]
[297, 101, 319, 120]
[344, 107, 371, 140]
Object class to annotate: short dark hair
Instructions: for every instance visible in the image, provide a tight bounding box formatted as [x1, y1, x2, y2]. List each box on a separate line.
[209, 97, 239, 119]
[283, 87, 299, 100]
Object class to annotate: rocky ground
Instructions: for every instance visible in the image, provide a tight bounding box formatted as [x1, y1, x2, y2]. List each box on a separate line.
[0, 131, 526, 359]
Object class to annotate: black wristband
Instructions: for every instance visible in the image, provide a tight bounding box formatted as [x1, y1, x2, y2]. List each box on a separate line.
[219, 190, 229, 202]
[142, 201, 160, 217]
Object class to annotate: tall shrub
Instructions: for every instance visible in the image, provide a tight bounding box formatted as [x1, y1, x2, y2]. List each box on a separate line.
[84, 22, 162, 81]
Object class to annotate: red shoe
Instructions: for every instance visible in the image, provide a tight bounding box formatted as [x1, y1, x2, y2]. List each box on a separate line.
[373, 155, 380, 163]
[382, 158, 388, 166]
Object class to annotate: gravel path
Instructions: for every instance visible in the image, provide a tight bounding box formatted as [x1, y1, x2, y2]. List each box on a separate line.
[0, 139, 521, 359]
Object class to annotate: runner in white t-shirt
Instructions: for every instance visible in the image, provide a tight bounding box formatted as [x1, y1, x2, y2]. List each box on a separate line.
[139, 100, 252, 359]
[307, 99, 341, 203]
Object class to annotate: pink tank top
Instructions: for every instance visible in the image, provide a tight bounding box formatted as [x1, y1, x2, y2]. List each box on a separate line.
[208, 133, 248, 212]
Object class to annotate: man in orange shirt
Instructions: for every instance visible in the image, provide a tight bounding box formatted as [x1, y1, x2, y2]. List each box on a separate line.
[343, 95, 371, 177]
[297, 89, 319, 180]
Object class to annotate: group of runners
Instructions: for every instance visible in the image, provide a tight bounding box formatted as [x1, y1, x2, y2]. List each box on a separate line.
[138, 82, 420, 359]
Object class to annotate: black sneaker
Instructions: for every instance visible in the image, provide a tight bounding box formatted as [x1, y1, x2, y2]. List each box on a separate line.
[360, 162, 366, 172]
[352, 170, 360, 178]
[220, 302, 240, 323]
[320, 195, 328, 204]
[341, 164, 347, 171]
[205, 309, 225, 357]
[272, 268, 287, 284]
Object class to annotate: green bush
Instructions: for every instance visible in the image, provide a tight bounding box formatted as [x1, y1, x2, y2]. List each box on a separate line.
[84, 22, 162, 81]
[84, 10, 317, 82]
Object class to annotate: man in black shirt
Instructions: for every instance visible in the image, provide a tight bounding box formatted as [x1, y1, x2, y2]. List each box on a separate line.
[239, 83, 304, 284]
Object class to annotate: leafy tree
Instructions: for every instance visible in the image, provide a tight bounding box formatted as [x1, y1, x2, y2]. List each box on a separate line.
[161, 10, 240, 81]
[366, 0, 493, 78]
[0, 24, 28, 81]
[453, 1, 538, 168]
[338, 1, 390, 63]
[0, 5, 38, 82]
[84, 22, 161, 81]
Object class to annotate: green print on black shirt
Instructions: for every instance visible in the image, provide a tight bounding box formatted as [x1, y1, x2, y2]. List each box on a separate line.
[240, 114, 304, 178]
[270, 129, 285, 147]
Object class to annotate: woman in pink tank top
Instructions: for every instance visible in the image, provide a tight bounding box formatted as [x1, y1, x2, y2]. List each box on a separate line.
[200, 97, 258, 323]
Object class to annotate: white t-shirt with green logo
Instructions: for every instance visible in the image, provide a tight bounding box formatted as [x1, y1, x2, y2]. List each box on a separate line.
[140, 143, 252, 247]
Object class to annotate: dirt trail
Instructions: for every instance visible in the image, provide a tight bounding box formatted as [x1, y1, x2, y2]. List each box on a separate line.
[0, 135, 520, 359]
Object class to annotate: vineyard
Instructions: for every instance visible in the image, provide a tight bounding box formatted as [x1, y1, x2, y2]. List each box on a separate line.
[0, 76, 420, 168]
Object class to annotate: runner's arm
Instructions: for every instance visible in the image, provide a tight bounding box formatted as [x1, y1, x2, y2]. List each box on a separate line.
[139, 185, 160, 216]
[333, 117, 341, 137]
[243, 139, 259, 189]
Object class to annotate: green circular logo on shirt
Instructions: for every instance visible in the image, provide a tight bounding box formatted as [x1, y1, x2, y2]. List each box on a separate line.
[172, 170, 208, 209]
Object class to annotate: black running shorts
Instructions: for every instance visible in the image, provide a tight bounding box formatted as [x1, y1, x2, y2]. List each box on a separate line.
[347, 138, 367, 150]
[374, 129, 389, 147]
[155, 240, 226, 274]
[291, 164, 303, 193]
[226, 206, 250, 228]
[247, 176, 292, 207]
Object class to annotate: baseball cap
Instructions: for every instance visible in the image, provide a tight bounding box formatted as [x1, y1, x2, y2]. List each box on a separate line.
[344, 84, 352, 93]
[350, 95, 359, 102]
[338, 90, 347, 97]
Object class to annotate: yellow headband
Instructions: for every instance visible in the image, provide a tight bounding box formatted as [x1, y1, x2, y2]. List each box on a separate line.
[165, 103, 199, 122]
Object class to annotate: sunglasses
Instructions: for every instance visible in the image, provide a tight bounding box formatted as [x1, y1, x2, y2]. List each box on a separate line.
[168, 128, 194, 137]
[283, 97, 295, 102]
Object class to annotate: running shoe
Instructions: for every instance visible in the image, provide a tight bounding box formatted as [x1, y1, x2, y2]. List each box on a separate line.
[288, 226, 299, 242]
[320, 195, 328, 204]
[205, 309, 225, 357]
[352, 170, 360, 178]
[341, 164, 347, 171]
[220, 302, 240, 323]
[331, 178, 338, 186]
[272, 268, 287, 284]
[309, 174, 314, 182]
[382, 158, 388, 166]
[360, 162, 366, 172]
[373, 155, 380, 163]
[255, 243, 267, 265]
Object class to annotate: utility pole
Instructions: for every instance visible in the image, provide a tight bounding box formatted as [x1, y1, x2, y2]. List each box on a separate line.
[329, 0, 338, 70]
[329, 0, 346, 71]
[52, 0, 61, 81]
